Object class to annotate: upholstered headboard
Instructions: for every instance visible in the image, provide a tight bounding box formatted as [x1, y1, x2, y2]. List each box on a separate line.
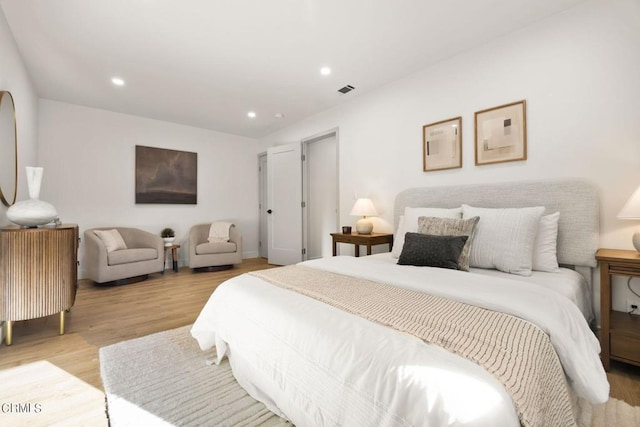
[394, 178, 599, 268]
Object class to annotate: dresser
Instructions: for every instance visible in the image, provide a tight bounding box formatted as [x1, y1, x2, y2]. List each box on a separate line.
[0, 224, 79, 345]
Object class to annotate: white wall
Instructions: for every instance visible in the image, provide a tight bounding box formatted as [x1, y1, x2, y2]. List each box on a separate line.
[0, 6, 39, 342]
[0, 6, 38, 226]
[38, 100, 262, 277]
[260, 0, 640, 320]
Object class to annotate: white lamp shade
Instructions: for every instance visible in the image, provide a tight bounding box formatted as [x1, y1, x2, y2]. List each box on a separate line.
[350, 198, 378, 217]
[618, 185, 640, 219]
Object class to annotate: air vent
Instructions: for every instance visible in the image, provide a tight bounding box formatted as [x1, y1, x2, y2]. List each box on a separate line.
[337, 85, 355, 94]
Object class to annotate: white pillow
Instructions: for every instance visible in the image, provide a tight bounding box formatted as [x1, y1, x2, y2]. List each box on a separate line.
[392, 207, 462, 258]
[462, 205, 544, 276]
[94, 229, 127, 252]
[532, 212, 560, 273]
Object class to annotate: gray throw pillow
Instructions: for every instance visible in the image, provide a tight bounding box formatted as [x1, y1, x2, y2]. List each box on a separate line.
[397, 233, 468, 270]
[417, 216, 480, 271]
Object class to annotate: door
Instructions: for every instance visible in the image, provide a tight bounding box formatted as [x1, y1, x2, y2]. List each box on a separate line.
[303, 133, 338, 260]
[258, 153, 268, 258]
[267, 143, 302, 265]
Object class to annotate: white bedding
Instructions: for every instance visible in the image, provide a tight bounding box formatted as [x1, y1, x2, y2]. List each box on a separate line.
[191, 255, 609, 426]
[370, 253, 595, 322]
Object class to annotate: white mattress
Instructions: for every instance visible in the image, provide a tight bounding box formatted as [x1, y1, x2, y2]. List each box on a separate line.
[369, 253, 595, 322]
[192, 255, 608, 426]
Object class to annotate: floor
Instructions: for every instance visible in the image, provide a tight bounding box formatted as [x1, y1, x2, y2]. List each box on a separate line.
[0, 257, 639, 409]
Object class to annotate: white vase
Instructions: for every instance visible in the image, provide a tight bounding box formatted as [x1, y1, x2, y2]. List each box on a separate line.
[163, 237, 175, 246]
[7, 166, 58, 227]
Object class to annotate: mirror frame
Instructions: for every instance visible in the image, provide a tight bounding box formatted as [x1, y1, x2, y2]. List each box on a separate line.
[0, 90, 17, 207]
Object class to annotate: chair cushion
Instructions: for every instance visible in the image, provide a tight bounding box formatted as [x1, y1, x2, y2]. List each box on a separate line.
[108, 248, 158, 266]
[94, 229, 127, 252]
[196, 241, 237, 255]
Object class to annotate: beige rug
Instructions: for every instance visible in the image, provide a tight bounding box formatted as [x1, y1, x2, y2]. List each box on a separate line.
[100, 325, 289, 426]
[100, 325, 640, 427]
[0, 360, 108, 427]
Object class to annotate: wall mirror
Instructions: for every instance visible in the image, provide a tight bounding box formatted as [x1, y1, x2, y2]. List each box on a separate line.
[0, 91, 17, 207]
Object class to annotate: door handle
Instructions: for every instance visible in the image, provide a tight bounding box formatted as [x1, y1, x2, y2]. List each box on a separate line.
[267, 209, 273, 214]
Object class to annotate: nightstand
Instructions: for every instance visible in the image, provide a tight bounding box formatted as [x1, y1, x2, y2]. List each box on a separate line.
[330, 232, 393, 257]
[596, 248, 640, 370]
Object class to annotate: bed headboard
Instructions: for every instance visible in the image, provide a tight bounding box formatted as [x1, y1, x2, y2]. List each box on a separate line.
[394, 178, 599, 268]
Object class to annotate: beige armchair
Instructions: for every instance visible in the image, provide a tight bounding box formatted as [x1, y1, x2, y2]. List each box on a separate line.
[84, 227, 164, 285]
[189, 223, 242, 271]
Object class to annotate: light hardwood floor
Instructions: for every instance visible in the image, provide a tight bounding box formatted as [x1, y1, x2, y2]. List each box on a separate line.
[1, 257, 639, 408]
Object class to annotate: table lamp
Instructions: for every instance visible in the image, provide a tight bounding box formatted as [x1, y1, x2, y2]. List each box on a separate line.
[617, 184, 640, 252]
[350, 198, 378, 235]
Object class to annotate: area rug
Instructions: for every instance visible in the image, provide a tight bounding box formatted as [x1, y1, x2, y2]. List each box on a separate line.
[100, 325, 640, 427]
[99, 325, 289, 426]
[0, 360, 108, 427]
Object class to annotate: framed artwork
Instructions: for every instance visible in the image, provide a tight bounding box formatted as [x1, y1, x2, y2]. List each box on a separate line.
[475, 100, 526, 166]
[422, 116, 462, 172]
[135, 145, 197, 204]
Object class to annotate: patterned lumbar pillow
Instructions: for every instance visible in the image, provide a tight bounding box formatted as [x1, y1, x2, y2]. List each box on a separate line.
[392, 207, 463, 258]
[398, 233, 468, 270]
[417, 216, 480, 271]
[94, 229, 127, 252]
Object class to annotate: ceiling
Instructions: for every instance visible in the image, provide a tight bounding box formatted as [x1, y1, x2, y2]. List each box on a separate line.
[1, 0, 586, 139]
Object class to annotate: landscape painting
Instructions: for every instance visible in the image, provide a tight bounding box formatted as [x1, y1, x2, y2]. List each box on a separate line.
[135, 145, 197, 204]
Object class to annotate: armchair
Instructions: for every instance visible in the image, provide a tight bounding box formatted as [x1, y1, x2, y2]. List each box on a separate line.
[189, 223, 242, 271]
[84, 227, 164, 285]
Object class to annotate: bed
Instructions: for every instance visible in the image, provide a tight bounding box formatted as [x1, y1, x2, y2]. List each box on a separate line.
[192, 178, 609, 427]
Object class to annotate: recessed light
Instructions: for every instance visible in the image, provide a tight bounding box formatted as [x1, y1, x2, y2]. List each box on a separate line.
[111, 77, 125, 86]
[274, 113, 284, 119]
[247, 111, 256, 118]
[320, 67, 331, 76]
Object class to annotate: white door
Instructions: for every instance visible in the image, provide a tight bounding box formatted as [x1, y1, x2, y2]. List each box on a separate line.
[258, 153, 268, 258]
[304, 134, 338, 260]
[267, 143, 302, 265]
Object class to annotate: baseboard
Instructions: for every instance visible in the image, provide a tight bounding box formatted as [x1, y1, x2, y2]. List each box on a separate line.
[243, 251, 259, 259]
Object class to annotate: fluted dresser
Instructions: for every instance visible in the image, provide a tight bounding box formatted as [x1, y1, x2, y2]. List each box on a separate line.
[0, 224, 78, 345]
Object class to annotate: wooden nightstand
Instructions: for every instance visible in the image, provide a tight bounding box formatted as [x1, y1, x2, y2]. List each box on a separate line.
[330, 232, 393, 257]
[596, 248, 640, 370]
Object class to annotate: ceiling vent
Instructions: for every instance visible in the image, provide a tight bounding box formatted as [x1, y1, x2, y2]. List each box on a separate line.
[337, 85, 355, 95]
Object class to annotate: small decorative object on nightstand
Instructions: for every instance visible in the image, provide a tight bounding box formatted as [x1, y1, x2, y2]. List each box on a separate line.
[161, 227, 175, 246]
[350, 198, 378, 235]
[617, 185, 640, 252]
[596, 248, 640, 370]
[331, 232, 393, 257]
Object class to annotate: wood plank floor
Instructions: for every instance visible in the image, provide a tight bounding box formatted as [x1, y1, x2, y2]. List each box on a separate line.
[1, 257, 639, 408]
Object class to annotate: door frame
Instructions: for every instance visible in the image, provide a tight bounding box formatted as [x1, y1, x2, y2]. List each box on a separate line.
[302, 127, 340, 260]
[257, 152, 268, 258]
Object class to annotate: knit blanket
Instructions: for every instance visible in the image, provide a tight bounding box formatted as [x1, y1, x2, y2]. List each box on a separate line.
[250, 265, 576, 427]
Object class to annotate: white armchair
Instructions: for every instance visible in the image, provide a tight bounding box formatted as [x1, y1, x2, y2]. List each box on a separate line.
[84, 227, 164, 285]
[189, 224, 242, 271]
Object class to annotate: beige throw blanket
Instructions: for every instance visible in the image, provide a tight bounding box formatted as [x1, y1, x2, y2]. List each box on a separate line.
[208, 222, 234, 243]
[250, 265, 577, 427]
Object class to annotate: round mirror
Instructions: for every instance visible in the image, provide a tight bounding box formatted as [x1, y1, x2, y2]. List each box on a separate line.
[0, 91, 17, 207]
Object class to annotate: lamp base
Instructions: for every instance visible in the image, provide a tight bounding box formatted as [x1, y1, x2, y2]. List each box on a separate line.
[633, 232, 640, 253]
[355, 218, 373, 235]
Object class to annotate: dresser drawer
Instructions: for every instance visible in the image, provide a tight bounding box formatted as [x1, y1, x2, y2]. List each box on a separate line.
[611, 334, 640, 363]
